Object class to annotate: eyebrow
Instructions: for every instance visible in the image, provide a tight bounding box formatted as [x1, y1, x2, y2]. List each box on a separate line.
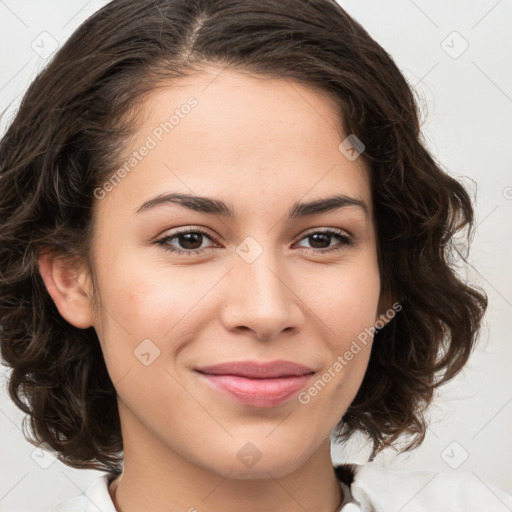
[135, 192, 368, 220]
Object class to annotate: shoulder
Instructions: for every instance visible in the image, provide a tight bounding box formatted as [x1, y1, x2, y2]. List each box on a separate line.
[49, 474, 117, 512]
[334, 461, 512, 511]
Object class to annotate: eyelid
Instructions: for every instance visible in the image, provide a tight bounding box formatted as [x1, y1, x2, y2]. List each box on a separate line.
[156, 225, 352, 242]
[157, 226, 222, 245]
[154, 225, 355, 256]
[300, 226, 352, 239]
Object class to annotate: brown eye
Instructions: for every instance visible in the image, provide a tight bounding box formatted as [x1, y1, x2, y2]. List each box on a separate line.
[155, 227, 353, 256]
[156, 228, 219, 256]
[295, 229, 353, 253]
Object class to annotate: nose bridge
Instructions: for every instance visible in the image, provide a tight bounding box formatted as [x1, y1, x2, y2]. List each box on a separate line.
[237, 235, 290, 307]
[223, 234, 298, 338]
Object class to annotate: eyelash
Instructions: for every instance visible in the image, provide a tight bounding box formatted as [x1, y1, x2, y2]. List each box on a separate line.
[155, 227, 353, 256]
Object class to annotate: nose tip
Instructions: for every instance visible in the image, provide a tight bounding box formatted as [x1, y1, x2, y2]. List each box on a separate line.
[220, 256, 302, 341]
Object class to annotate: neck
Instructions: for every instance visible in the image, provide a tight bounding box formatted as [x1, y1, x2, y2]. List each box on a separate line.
[109, 406, 343, 512]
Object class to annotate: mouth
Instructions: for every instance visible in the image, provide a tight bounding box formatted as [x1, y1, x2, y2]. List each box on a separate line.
[194, 360, 315, 408]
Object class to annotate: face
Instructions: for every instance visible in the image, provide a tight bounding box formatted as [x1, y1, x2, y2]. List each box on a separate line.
[84, 67, 384, 479]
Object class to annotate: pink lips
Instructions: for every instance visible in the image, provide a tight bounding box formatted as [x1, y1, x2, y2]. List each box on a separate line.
[195, 360, 315, 408]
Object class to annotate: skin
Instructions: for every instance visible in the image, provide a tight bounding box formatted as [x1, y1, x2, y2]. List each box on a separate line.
[39, 66, 392, 512]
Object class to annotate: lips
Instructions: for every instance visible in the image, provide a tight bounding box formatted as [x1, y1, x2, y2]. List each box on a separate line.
[195, 360, 315, 408]
[195, 360, 315, 379]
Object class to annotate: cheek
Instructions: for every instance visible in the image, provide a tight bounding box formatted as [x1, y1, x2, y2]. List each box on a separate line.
[304, 257, 381, 335]
[93, 257, 219, 384]
[302, 261, 379, 404]
[96, 259, 190, 334]
[94, 235, 380, 391]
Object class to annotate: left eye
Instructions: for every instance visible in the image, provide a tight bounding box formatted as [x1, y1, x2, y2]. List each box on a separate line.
[296, 229, 353, 252]
[155, 227, 353, 256]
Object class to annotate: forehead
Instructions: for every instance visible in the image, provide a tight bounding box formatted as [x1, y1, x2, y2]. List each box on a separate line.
[139, 66, 348, 154]
[97, 66, 372, 222]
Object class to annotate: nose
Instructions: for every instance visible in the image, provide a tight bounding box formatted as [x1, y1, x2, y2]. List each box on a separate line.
[220, 247, 303, 341]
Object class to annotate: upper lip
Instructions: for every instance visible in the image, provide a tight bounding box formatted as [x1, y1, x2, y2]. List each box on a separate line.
[195, 360, 315, 379]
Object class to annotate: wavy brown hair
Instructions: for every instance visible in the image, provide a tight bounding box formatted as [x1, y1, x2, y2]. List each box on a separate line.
[0, 0, 487, 472]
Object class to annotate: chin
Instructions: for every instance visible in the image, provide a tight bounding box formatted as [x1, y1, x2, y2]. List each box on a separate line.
[202, 445, 310, 481]
[225, 461, 302, 481]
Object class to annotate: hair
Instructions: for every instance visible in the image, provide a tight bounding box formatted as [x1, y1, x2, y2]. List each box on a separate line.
[0, 0, 487, 473]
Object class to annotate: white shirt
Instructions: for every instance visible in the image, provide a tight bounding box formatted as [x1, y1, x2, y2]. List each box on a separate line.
[49, 461, 512, 511]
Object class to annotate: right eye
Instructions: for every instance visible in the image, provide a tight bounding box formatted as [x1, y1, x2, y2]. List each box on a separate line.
[155, 227, 220, 256]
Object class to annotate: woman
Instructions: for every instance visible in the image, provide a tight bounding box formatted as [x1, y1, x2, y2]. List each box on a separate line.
[0, 1, 510, 510]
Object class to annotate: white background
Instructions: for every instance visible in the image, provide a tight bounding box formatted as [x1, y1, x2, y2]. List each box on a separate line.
[0, 1, 511, 510]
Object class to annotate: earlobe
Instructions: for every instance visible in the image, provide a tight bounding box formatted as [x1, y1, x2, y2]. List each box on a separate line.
[37, 251, 95, 329]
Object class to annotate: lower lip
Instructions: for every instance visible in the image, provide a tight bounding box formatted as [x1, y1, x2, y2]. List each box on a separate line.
[196, 372, 314, 408]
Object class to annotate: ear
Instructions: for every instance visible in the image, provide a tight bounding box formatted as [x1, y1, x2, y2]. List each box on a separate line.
[37, 251, 95, 329]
